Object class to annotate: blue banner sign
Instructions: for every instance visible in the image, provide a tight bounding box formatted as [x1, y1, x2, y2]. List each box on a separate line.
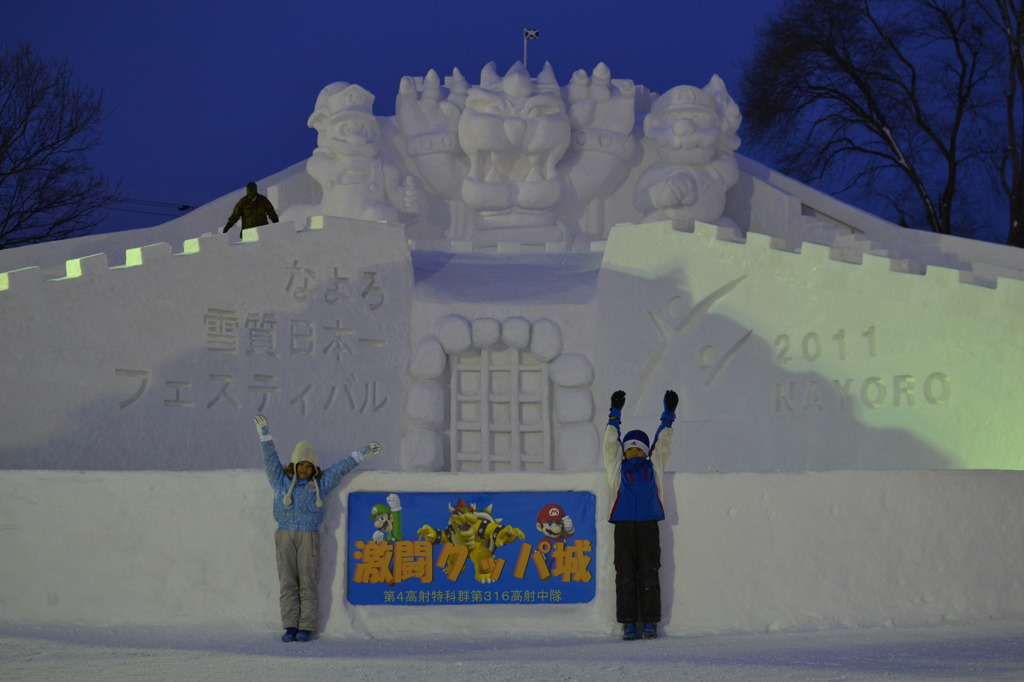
[346, 491, 597, 605]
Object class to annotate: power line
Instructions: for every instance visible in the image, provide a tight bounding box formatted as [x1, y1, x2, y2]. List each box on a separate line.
[107, 206, 186, 217]
[115, 198, 196, 212]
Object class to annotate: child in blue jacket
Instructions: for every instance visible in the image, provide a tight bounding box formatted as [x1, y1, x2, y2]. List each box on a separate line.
[603, 389, 677, 640]
[255, 414, 380, 642]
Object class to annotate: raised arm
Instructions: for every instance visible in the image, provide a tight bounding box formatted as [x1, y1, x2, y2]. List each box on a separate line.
[319, 441, 382, 494]
[651, 390, 677, 470]
[255, 414, 285, 485]
[603, 390, 626, 477]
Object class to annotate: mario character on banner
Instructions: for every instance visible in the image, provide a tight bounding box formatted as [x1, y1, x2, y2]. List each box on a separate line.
[534, 503, 575, 575]
[347, 491, 596, 605]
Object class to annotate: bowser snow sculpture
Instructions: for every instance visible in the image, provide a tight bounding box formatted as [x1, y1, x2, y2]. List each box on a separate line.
[397, 61, 638, 248]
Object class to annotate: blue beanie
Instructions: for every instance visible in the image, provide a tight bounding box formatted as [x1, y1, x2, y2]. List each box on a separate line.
[622, 429, 650, 456]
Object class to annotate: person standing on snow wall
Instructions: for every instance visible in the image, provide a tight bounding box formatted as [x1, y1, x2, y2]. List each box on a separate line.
[255, 414, 380, 642]
[603, 389, 677, 641]
[223, 182, 279, 234]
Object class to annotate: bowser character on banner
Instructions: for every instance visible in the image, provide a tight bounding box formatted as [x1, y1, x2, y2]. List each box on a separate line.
[418, 498, 525, 583]
[370, 493, 403, 542]
[535, 503, 575, 570]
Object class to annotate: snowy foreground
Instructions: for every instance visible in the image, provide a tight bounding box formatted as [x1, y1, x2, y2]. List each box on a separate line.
[3, 619, 1024, 681]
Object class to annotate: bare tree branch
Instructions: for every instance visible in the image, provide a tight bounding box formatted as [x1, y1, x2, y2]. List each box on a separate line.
[740, 0, 1002, 241]
[0, 42, 121, 249]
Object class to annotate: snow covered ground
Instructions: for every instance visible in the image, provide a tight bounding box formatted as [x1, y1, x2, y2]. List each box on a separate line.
[3, 619, 1024, 681]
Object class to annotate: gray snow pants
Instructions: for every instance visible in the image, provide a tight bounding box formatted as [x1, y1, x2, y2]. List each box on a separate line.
[275, 529, 321, 631]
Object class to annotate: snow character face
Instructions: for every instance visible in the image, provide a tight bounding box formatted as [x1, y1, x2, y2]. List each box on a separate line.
[308, 82, 381, 169]
[458, 62, 571, 218]
[323, 115, 380, 170]
[645, 94, 723, 167]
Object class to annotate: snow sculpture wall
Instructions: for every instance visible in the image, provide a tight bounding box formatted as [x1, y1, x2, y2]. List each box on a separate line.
[596, 222, 1024, 471]
[2, 219, 1023, 472]
[0, 219, 413, 470]
[4, 469, 1023, 635]
[282, 63, 739, 250]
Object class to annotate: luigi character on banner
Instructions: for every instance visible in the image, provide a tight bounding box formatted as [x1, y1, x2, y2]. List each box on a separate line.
[371, 493, 403, 542]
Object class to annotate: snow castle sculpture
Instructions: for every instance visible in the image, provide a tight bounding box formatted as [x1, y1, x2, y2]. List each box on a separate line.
[1, 60, 1023, 476]
[3, 57, 1024, 641]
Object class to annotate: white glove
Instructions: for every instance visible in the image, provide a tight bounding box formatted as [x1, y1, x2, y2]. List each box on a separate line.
[359, 442, 382, 458]
[254, 415, 272, 441]
[563, 516, 574, 535]
[373, 530, 385, 542]
[387, 493, 402, 511]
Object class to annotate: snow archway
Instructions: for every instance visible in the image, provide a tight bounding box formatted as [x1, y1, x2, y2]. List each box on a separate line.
[402, 315, 598, 472]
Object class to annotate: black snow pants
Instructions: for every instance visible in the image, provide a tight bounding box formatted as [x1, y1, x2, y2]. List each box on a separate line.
[613, 520, 662, 624]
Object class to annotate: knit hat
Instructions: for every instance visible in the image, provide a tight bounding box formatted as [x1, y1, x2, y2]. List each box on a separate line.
[283, 441, 322, 508]
[622, 429, 650, 457]
[291, 441, 319, 467]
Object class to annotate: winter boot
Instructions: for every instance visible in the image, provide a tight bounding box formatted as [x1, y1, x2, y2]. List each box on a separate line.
[281, 627, 298, 643]
[642, 622, 658, 639]
[295, 629, 312, 642]
[622, 622, 638, 641]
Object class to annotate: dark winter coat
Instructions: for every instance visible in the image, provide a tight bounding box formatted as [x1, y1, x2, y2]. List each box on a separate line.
[226, 193, 279, 229]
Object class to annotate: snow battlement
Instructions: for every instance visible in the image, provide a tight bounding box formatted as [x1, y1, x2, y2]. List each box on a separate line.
[4, 217, 1023, 303]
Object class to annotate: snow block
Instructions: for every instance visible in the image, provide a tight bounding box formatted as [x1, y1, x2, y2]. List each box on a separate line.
[471, 317, 501, 348]
[400, 428, 444, 471]
[501, 316, 531, 350]
[62, 253, 109, 279]
[405, 381, 445, 427]
[0, 266, 43, 293]
[549, 353, 594, 388]
[438, 314, 472, 353]
[554, 387, 594, 423]
[529, 318, 562, 362]
[409, 336, 447, 380]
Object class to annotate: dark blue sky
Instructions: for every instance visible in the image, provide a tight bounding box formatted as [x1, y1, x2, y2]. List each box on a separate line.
[2, 0, 784, 233]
